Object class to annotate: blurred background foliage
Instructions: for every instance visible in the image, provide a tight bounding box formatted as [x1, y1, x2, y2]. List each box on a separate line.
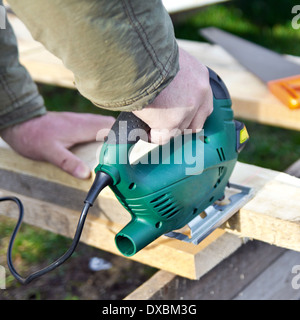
[174, 0, 300, 55]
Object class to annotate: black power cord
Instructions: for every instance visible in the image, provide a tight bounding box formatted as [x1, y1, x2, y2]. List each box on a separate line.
[0, 171, 113, 285]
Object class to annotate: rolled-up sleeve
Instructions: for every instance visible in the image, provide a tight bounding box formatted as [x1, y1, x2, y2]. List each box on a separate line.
[8, 0, 179, 111]
[0, 1, 46, 130]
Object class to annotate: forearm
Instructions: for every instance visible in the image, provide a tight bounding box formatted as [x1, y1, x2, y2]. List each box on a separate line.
[8, 0, 179, 111]
[0, 2, 46, 131]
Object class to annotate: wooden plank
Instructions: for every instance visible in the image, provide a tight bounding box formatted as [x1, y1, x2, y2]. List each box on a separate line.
[0, 139, 300, 279]
[7, 14, 300, 131]
[125, 240, 287, 300]
[234, 249, 300, 300]
[162, 0, 228, 14]
[178, 40, 300, 131]
[224, 163, 300, 252]
[1, 139, 300, 246]
[0, 140, 243, 280]
[0, 189, 243, 281]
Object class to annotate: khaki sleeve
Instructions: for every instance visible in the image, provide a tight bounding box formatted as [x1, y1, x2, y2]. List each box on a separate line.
[8, 0, 179, 111]
[0, 1, 46, 131]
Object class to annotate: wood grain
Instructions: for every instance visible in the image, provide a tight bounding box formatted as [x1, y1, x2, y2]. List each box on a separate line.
[0, 139, 299, 278]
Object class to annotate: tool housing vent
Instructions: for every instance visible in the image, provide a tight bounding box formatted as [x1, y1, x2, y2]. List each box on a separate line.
[126, 193, 182, 220]
[150, 193, 181, 220]
[216, 147, 226, 161]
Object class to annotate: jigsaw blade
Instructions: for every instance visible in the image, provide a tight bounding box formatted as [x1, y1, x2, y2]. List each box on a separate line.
[165, 183, 255, 245]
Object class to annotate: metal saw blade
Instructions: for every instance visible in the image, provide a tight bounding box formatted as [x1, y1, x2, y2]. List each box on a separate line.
[165, 183, 255, 245]
[200, 27, 300, 83]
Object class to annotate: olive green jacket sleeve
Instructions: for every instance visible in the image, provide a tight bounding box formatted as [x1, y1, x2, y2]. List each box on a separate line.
[0, 1, 46, 130]
[8, 0, 179, 111]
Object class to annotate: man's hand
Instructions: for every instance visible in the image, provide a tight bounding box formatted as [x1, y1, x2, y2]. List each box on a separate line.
[1, 112, 115, 179]
[133, 47, 213, 144]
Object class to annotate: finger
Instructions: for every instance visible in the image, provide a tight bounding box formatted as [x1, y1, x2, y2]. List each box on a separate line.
[46, 144, 91, 179]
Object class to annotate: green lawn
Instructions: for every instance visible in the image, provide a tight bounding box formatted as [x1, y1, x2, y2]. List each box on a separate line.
[174, 0, 300, 56]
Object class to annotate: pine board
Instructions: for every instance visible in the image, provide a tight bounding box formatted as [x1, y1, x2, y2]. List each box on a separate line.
[162, 0, 228, 14]
[234, 249, 300, 300]
[0, 139, 299, 279]
[0, 141, 243, 280]
[125, 240, 287, 300]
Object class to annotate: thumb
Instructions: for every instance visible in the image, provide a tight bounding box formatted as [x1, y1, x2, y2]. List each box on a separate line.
[47, 145, 91, 179]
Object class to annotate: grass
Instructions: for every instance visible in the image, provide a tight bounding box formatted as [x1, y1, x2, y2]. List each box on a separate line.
[1, 0, 300, 298]
[0, 216, 71, 268]
[0, 215, 74, 296]
[174, 0, 300, 55]
[237, 120, 300, 171]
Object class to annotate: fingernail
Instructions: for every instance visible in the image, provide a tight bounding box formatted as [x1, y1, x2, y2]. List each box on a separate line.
[74, 164, 91, 179]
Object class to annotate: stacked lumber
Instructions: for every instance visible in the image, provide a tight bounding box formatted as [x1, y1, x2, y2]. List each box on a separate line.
[0, 140, 299, 279]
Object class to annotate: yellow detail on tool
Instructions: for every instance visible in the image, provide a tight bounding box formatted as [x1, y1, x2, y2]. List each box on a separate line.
[240, 126, 249, 144]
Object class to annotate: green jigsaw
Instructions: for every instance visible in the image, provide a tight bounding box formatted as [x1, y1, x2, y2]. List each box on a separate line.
[3, 68, 254, 284]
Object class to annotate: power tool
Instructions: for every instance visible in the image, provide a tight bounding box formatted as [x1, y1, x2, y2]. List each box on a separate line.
[95, 67, 253, 256]
[2, 68, 254, 284]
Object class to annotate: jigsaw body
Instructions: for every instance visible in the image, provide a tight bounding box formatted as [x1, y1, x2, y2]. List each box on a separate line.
[4, 68, 254, 284]
[96, 68, 253, 257]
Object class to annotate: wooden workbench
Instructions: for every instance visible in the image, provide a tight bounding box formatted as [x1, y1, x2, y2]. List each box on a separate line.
[1, 139, 299, 280]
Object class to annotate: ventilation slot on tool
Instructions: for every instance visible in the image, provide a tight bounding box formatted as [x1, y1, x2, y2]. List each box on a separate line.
[160, 204, 180, 219]
[164, 208, 180, 219]
[127, 203, 147, 214]
[218, 166, 224, 176]
[216, 147, 226, 161]
[150, 194, 181, 220]
[158, 201, 173, 212]
[150, 194, 167, 204]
